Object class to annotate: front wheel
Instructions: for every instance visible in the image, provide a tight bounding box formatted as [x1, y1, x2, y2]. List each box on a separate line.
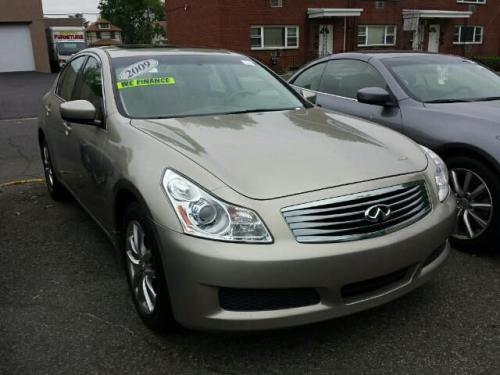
[447, 156, 499, 252]
[40, 139, 68, 201]
[122, 202, 176, 331]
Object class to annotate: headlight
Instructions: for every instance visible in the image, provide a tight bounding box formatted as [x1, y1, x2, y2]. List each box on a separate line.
[162, 170, 272, 243]
[420, 146, 450, 202]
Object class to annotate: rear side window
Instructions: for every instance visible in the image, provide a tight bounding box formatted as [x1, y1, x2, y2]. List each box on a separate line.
[292, 62, 326, 91]
[319, 60, 387, 99]
[56, 56, 86, 100]
[73, 57, 103, 119]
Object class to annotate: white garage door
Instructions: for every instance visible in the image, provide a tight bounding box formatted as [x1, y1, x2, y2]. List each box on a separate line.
[0, 24, 36, 72]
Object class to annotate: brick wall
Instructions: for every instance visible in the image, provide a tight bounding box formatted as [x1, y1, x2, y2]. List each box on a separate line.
[166, 0, 222, 48]
[166, 0, 500, 71]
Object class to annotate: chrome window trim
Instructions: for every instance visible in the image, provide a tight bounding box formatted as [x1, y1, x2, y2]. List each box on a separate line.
[291, 84, 358, 102]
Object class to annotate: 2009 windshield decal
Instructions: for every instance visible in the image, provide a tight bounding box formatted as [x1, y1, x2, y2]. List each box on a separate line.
[119, 59, 159, 80]
[117, 76, 176, 90]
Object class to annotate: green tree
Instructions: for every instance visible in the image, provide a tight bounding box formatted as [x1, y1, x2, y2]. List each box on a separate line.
[98, 0, 165, 44]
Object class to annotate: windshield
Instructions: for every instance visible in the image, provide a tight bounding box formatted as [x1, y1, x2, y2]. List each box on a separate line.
[382, 56, 500, 103]
[112, 54, 305, 118]
[57, 42, 86, 56]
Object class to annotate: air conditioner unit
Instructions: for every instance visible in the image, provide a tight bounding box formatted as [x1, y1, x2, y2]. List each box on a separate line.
[469, 4, 477, 12]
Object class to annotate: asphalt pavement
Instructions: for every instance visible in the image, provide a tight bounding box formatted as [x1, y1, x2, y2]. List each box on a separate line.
[0, 72, 57, 120]
[0, 72, 55, 184]
[0, 118, 42, 184]
[1, 183, 499, 375]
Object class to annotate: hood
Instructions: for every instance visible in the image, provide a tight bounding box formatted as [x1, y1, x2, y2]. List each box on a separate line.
[423, 100, 500, 125]
[131, 108, 427, 200]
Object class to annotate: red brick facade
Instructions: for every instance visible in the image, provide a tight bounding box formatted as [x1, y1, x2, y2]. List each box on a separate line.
[166, 0, 500, 72]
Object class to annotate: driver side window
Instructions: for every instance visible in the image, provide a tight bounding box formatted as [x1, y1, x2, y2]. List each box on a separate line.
[292, 62, 326, 91]
[73, 56, 104, 120]
[56, 56, 86, 100]
[319, 60, 387, 99]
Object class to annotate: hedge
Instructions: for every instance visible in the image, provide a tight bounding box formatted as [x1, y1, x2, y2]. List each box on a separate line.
[472, 56, 500, 71]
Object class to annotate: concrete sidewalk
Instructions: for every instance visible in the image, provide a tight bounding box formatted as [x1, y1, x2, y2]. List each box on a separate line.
[0, 72, 57, 120]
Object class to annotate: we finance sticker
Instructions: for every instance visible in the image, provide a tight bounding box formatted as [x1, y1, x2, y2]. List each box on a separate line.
[119, 59, 159, 80]
[117, 76, 176, 90]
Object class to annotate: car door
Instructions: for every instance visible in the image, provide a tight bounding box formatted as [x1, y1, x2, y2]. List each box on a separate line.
[295, 59, 403, 132]
[46, 55, 87, 184]
[65, 55, 113, 222]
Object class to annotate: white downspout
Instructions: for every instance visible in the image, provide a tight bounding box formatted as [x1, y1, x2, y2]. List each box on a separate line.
[343, 16, 347, 52]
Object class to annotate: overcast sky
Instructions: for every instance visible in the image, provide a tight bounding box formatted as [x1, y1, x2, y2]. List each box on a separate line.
[42, 0, 100, 21]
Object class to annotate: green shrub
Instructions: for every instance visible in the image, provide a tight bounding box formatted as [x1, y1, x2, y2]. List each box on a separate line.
[472, 56, 500, 71]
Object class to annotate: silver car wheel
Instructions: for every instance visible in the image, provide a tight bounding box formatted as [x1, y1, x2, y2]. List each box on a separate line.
[450, 168, 493, 240]
[125, 220, 158, 314]
[42, 145, 54, 191]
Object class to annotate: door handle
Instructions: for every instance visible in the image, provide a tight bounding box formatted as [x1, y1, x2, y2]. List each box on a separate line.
[63, 121, 72, 136]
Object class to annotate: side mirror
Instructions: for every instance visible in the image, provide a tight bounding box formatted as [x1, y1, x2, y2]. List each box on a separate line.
[301, 89, 317, 104]
[60, 100, 97, 124]
[357, 87, 396, 107]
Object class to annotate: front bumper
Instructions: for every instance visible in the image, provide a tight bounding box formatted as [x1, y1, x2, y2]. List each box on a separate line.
[155, 190, 456, 331]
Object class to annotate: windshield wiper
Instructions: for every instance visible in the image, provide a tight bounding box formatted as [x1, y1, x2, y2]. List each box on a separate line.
[424, 98, 473, 104]
[223, 107, 300, 115]
[142, 107, 300, 120]
[469, 96, 500, 102]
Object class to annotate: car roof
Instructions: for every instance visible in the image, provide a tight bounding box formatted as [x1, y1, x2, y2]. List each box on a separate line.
[326, 51, 467, 61]
[95, 46, 241, 59]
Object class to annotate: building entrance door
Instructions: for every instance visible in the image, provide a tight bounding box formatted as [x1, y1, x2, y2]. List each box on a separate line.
[318, 24, 333, 57]
[428, 24, 440, 52]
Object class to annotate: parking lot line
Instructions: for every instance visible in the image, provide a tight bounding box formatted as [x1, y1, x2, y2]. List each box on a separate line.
[0, 178, 44, 188]
[0, 116, 38, 122]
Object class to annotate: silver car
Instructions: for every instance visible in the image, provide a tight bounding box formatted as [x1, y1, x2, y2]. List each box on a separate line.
[38, 47, 456, 331]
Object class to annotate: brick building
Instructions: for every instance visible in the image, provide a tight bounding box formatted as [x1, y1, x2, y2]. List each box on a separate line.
[166, 0, 500, 72]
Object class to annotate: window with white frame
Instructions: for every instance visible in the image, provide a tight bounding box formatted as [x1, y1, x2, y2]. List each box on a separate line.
[453, 26, 483, 44]
[250, 26, 299, 49]
[270, 0, 283, 7]
[457, 0, 486, 4]
[358, 26, 396, 47]
[98, 23, 110, 29]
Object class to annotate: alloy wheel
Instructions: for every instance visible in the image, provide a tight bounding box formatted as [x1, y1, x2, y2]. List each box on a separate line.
[450, 168, 493, 240]
[125, 220, 158, 314]
[42, 145, 54, 191]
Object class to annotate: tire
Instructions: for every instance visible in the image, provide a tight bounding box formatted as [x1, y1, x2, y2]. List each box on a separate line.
[39, 138, 68, 201]
[446, 156, 500, 252]
[122, 202, 177, 331]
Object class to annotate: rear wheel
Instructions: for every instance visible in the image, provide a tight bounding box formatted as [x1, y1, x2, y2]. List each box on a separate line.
[40, 139, 67, 201]
[446, 156, 499, 252]
[122, 202, 176, 331]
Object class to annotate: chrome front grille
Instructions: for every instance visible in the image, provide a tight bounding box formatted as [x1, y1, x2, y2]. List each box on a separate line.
[282, 181, 431, 243]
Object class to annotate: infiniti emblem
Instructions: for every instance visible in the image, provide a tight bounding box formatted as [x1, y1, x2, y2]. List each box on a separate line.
[364, 204, 391, 223]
